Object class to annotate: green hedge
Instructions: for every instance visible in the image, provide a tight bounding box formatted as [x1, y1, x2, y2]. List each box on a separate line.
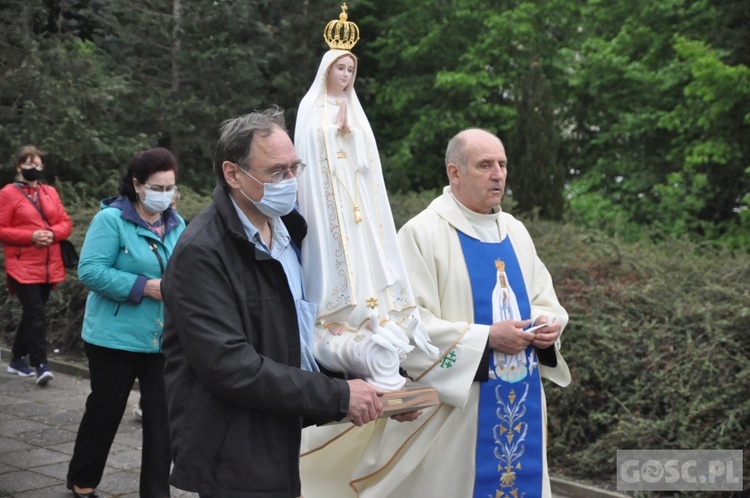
[534, 225, 750, 495]
[2, 188, 748, 494]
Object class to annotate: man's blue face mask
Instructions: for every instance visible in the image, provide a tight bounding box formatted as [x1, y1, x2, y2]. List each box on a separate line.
[237, 165, 298, 218]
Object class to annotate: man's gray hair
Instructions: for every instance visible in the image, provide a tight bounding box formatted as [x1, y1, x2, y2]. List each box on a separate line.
[444, 128, 502, 173]
[213, 106, 287, 187]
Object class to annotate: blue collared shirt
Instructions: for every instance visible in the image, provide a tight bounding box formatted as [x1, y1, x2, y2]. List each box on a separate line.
[230, 197, 319, 372]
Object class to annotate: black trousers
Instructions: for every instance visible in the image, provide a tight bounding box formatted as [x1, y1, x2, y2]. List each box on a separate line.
[9, 277, 52, 367]
[67, 342, 171, 498]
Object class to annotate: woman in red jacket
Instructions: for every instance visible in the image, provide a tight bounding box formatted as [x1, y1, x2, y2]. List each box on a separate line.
[0, 145, 73, 385]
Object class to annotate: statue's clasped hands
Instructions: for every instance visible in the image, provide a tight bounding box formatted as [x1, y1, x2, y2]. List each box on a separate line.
[336, 99, 352, 137]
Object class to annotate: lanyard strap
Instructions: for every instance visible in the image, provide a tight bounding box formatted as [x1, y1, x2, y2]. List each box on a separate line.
[14, 184, 50, 226]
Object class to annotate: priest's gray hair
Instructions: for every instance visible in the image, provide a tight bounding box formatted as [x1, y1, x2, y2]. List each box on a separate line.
[445, 128, 503, 173]
[213, 106, 288, 187]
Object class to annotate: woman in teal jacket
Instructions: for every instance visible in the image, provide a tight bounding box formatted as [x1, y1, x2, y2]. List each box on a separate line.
[66, 148, 186, 498]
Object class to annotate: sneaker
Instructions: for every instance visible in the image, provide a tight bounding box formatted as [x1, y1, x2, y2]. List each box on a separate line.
[133, 399, 143, 422]
[7, 357, 34, 377]
[36, 363, 54, 386]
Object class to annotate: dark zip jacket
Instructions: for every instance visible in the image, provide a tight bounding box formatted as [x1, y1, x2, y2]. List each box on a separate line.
[162, 186, 349, 497]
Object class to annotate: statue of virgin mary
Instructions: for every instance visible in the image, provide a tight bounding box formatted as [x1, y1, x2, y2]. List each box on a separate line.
[294, 8, 436, 391]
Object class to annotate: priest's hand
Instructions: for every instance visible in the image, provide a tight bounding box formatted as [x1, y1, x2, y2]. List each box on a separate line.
[346, 379, 384, 426]
[391, 409, 423, 423]
[530, 316, 561, 349]
[488, 319, 534, 355]
[328, 323, 346, 335]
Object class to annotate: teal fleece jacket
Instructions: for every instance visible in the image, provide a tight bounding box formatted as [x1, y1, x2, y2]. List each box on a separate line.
[78, 196, 185, 353]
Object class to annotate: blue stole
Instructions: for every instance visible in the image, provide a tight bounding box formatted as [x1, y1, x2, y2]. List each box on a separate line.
[457, 231, 544, 498]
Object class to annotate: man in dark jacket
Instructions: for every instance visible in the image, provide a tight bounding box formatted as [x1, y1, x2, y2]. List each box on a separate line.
[161, 107, 383, 498]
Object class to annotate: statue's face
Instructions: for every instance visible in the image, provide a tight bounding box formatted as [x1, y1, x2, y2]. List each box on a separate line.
[327, 55, 355, 95]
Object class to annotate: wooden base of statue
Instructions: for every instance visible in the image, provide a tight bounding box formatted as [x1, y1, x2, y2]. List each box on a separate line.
[380, 382, 440, 417]
[335, 382, 439, 424]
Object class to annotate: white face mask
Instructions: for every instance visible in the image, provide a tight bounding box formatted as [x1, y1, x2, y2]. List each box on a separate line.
[237, 166, 297, 217]
[141, 189, 174, 213]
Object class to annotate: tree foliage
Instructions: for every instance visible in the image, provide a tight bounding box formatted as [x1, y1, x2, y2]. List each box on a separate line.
[357, 0, 748, 247]
[0, 0, 342, 193]
[0, 0, 748, 245]
[560, 0, 749, 248]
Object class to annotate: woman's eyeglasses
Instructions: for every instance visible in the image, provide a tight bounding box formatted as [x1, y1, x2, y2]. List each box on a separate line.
[143, 184, 179, 193]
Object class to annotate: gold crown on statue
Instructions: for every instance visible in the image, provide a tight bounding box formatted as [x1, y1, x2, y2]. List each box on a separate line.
[324, 3, 360, 51]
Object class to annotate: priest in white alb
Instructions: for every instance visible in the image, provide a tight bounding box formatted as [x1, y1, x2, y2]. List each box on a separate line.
[300, 127, 571, 498]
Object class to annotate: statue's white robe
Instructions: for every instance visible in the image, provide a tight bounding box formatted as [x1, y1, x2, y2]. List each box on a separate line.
[295, 49, 423, 391]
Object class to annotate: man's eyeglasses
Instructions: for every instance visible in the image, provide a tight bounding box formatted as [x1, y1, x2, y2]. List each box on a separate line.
[23, 162, 43, 169]
[144, 183, 179, 193]
[240, 163, 307, 184]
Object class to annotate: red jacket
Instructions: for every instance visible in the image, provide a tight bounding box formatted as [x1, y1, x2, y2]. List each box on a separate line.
[0, 182, 73, 289]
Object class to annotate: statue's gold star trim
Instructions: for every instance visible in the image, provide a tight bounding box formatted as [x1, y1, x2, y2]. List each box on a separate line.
[366, 297, 378, 309]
